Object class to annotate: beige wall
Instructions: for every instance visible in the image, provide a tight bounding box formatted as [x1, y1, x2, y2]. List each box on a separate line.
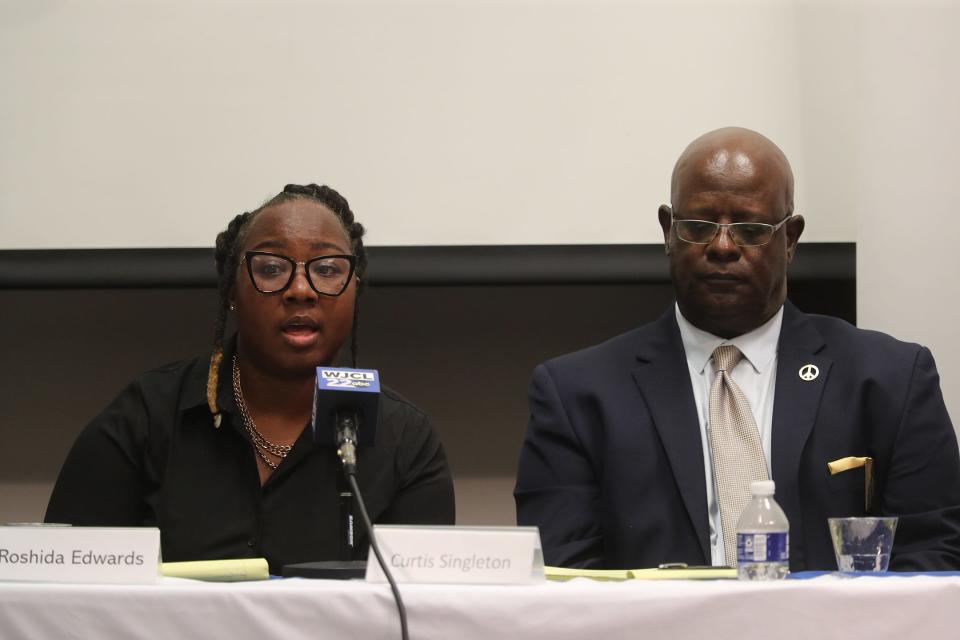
[3, 0, 847, 249]
[851, 5, 960, 424]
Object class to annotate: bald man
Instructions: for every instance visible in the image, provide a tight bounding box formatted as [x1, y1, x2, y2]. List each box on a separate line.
[515, 128, 960, 572]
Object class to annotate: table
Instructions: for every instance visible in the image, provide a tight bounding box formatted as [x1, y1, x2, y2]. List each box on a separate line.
[1, 574, 957, 639]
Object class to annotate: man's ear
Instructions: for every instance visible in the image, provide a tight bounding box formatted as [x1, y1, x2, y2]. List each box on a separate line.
[658, 205, 673, 255]
[785, 214, 805, 262]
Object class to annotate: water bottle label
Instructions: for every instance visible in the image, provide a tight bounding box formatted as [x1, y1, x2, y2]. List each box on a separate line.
[736, 532, 788, 563]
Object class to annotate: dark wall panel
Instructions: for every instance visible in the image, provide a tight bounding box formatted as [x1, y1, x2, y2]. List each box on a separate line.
[0, 241, 855, 523]
[0, 276, 854, 524]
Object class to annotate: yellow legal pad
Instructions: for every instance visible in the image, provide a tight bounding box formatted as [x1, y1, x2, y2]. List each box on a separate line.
[545, 565, 736, 581]
[161, 558, 270, 582]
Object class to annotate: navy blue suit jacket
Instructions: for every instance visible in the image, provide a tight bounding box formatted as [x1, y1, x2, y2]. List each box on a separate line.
[515, 302, 960, 571]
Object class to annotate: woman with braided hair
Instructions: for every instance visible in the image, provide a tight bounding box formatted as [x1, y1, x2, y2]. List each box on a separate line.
[46, 184, 455, 572]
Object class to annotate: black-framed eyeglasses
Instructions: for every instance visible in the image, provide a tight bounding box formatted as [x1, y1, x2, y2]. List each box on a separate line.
[244, 251, 357, 297]
[671, 214, 792, 247]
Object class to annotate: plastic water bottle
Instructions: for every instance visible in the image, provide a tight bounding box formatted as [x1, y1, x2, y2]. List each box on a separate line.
[736, 480, 789, 580]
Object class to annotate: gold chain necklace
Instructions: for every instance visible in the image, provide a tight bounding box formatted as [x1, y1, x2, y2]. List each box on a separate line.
[231, 356, 293, 470]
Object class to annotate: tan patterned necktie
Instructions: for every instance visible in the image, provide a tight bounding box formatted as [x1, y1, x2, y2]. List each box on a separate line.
[708, 344, 769, 566]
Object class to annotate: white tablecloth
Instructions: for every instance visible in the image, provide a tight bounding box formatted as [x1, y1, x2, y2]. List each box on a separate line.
[1, 575, 956, 640]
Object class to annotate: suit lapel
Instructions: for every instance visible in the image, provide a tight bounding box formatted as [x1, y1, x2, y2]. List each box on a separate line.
[631, 309, 710, 561]
[771, 302, 831, 567]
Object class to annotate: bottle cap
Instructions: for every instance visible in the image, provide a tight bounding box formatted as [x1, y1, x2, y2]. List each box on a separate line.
[750, 480, 775, 496]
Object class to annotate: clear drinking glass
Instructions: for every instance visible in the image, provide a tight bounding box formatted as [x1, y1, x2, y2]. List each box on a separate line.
[828, 517, 898, 573]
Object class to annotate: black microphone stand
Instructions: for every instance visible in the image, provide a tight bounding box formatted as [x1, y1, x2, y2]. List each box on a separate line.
[336, 410, 409, 640]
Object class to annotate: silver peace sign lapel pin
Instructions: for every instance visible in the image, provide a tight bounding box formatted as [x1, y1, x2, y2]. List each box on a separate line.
[799, 364, 820, 381]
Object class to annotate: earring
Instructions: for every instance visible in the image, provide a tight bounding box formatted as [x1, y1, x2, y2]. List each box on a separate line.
[229, 303, 236, 312]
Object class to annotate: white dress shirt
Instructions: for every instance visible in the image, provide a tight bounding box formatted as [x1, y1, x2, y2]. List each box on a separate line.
[675, 303, 784, 566]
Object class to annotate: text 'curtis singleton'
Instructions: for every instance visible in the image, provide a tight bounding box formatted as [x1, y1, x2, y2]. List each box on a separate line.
[390, 553, 512, 573]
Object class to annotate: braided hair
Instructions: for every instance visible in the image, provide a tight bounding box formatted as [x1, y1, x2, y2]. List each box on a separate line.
[206, 183, 367, 427]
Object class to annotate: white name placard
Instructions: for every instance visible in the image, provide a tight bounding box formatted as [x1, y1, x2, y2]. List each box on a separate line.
[365, 525, 544, 585]
[0, 525, 160, 585]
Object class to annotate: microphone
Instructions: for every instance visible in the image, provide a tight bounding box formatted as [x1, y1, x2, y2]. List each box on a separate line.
[312, 366, 381, 476]
[297, 366, 408, 640]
